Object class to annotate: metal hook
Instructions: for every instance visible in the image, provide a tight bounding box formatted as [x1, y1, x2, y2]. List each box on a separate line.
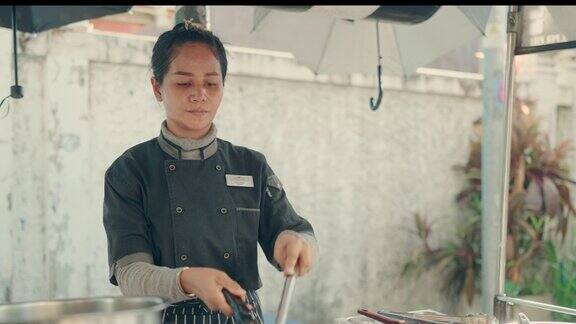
[370, 64, 382, 111]
[369, 21, 382, 111]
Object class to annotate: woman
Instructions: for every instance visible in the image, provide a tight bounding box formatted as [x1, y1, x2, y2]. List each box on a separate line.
[103, 21, 318, 323]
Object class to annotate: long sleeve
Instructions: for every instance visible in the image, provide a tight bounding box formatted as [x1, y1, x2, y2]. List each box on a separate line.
[258, 158, 317, 270]
[115, 253, 191, 303]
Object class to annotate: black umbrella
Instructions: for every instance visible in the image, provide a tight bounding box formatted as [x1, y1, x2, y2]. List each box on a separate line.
[0, 5, 132, 111]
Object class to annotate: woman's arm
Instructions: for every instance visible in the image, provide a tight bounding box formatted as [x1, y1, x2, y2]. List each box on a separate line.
[115, 253, 191, 303]
[258, 159, 319, 274]
[115, 253, 248, 317]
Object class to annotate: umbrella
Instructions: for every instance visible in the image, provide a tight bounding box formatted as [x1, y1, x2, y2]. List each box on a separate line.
[0, 5, 132, 111]
[209, 6, 492, 110]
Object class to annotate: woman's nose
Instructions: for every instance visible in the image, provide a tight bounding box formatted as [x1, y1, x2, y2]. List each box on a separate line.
[189, 86, 207, 102]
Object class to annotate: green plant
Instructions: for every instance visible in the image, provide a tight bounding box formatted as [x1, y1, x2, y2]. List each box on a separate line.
[401, 102, 576, 306]
[545, 241, 576, 321]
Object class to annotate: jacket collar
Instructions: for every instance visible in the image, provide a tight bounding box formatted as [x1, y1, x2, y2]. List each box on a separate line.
[157, 120, 218, 160]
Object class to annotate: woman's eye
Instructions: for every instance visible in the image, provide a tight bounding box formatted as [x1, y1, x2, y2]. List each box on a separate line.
[207, 83, 217, 87]
[177, 83, 190, 87]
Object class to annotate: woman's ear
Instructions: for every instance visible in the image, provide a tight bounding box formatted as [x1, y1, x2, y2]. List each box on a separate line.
[151, 77, 162, 102]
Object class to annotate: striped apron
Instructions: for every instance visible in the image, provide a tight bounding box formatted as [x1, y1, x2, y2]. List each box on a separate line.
[161, 290, 264, 324]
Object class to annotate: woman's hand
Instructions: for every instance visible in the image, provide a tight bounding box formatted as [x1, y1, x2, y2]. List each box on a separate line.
[274, 231, 315, 277]
[179, 267, 249, 317]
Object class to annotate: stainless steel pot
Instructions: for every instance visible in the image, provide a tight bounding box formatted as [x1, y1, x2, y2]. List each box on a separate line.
[0, 296, 168, 324]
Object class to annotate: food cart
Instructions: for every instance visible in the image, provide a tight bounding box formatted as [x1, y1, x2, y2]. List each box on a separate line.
[493, 5, 576, 322]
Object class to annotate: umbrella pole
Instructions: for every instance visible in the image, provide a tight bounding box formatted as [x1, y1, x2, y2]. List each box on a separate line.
[11, 5, 23, 99]
[493, 5, 519, 323]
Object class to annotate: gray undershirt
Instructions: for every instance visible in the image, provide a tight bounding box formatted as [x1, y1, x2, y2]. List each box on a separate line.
[115, 121, 318, 303]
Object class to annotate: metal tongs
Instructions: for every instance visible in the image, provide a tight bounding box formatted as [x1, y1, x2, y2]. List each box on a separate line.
[275, 275, 297, 324]
[374, 310, 489, 324]
[222, 288, 258, 324]
[223, 274, 298, 324]
[357, 308, 407, 324]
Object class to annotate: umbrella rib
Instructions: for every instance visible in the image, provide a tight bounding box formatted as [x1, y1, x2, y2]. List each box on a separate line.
[252, 7, 272, 32]
[314, 19, 337, 74]
[457, 6, 488, 37]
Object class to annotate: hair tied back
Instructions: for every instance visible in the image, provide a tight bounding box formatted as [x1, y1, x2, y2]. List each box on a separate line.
[183, 18, 194, 31]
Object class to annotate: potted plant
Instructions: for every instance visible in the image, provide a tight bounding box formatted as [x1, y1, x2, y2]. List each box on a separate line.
[401, 101, 576, 312]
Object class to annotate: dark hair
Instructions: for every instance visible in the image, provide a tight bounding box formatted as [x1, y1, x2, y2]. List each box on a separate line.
[151, 23, 228, 85]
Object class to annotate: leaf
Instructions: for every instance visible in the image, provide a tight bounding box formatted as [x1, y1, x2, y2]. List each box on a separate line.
[515, 216, 539, 240]
[544, 240, 557, 264]
[542, 177, 561, 217]
[556, 214, 569, 240]
[465, 169, 482, 182]
[525, 179, 543, 212]
[456, 187, 476, 204]
[550, 171, 576, 185]
[414, 213, 430, 241]
[554, 139, 573, 161]
[435, 253, 455, 272]
[505, 280, 522, 297]
[541, 149, 558, 167]
[401, 260, 417, 277]
[557, 184, 576, 216]
[526, 213, 546, 233]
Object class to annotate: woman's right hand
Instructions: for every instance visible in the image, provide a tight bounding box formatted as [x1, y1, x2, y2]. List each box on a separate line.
[179, 267, 247, 317]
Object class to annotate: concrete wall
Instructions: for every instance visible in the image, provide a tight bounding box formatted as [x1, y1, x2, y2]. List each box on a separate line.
[0, 28, 490, 323]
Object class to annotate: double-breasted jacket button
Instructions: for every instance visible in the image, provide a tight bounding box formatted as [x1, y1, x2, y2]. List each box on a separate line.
[223, 252, 231, 259]
[215, 165, 222, 171]
[176, 207, 183, 214]
[220, 207, 228, 214]
[180, 254, 188, 261]
[168, 164, 176, 171]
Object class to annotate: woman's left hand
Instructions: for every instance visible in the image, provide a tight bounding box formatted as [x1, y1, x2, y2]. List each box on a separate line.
[273, 231, 315, 277]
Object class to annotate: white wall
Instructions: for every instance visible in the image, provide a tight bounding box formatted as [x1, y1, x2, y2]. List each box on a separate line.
[0, 29, 489, 323]
[0, 28, 14, 303]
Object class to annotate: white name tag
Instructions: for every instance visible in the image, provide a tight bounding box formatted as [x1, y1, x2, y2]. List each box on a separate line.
[225, 174, 254, 188]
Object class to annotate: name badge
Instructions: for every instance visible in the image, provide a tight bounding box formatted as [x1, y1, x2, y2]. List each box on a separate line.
[225, 174, 254, 188]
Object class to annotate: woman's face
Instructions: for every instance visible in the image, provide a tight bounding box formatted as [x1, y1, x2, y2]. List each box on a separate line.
[152, 42, 224, 139]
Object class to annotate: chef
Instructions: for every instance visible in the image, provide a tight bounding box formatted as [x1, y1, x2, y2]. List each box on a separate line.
[103, 20, 318, 324]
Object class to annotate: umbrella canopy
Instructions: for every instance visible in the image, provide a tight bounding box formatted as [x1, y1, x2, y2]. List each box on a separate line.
[210, 5, 491, 110]
[0, 6, 132, 33]
[210, 6, 492, 76]
[252, 6, 441, 25]
[0, 5, 132, 109]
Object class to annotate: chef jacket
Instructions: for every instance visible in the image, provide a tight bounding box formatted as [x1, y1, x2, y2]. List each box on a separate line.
[103, 131, 315, 291]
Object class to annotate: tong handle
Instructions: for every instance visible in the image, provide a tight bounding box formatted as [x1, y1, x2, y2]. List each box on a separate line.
[358, 308, 406, 324]
[222, 288, 256, 323]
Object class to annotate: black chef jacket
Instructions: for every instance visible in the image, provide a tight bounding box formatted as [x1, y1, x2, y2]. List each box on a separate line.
[103, 133, 315, 291]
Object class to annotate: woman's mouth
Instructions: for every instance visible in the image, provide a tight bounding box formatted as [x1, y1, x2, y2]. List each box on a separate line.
[186, 110, 208, 116]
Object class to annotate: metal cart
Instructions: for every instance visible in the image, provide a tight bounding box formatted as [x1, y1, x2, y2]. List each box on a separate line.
[494, 5, 576, 323]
